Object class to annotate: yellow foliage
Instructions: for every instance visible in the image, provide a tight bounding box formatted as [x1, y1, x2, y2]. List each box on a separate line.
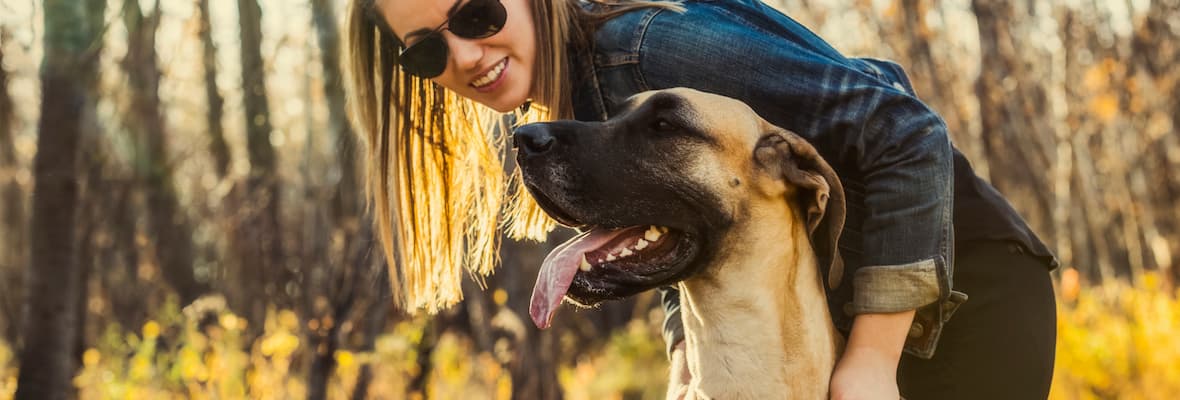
[1081, 57, 1125, 123]
[259, 331, 299, 358]
[1083, 63, 1110, 93]
[1051, 273, 1180, 400]
[143, 321, 161, 340]
[0, 341, 14, 400]
[278, 310, 299, 330]
[82, 348, 101, 368]
[1062, 268, 1081, 301]
[559, 319, 669, 400]
[335, 350, 355, 370]
[3, 280, 1180, 400]
[359, 315, 515, 399]
[220, 314, 243, 331]
[62, 298, 321, 400]
[1089, 94, 1120, 123]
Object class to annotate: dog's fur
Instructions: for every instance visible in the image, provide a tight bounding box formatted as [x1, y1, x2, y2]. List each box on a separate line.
[516, 88, 847, 399]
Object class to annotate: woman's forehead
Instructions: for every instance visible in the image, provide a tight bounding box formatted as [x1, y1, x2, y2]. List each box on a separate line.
[375, 0, 457, 39]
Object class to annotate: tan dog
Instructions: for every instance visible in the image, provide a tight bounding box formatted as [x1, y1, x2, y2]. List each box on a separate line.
[517, 88, 846, 399]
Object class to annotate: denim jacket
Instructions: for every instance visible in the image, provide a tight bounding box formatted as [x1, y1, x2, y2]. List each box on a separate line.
[568, 0, 1055, 359]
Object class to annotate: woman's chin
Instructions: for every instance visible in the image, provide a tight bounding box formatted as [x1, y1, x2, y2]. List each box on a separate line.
[485, 99, 522, 113]
[471, 78, 531, 113]
[484, 92, 530, 113]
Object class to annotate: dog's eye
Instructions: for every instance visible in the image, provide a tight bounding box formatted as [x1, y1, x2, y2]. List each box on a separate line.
[651, 118, 677, 132]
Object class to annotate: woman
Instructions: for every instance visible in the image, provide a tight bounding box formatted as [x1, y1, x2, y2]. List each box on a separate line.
[345, 0, 1059, 398]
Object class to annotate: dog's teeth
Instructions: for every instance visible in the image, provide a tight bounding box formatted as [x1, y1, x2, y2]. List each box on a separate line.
[644, 226, 663, 242]
[606, 254, 617, 261]
[579, 255, 592, 271]
[634, 239, 649, 250]
[620, 248, 634, 257]
[657, 226, 669, 234]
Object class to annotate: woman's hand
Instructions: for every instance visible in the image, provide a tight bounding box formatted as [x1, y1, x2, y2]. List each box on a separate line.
[666, 340, 692, 400]
[829, 344, 901, 400]
[829, 310, 916, 400]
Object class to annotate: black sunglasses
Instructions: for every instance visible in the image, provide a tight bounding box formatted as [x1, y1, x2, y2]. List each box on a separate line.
[398, 0, 508, 78]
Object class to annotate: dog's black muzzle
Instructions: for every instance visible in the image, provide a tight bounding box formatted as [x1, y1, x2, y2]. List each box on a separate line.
[512, 119, 729, 305]
[513, 122, 559, 157]
[512, 121, 597, 228]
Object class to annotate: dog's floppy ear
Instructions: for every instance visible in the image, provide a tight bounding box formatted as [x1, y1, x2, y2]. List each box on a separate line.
[754, 124, 846, 289]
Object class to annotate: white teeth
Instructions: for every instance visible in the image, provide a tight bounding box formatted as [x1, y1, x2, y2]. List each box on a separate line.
[634, 239, 649, 250]
[619, 248, 633, 257]
[579, 255, 592, 272]
[471, 59, 506, 87]
[606, 254, 617, 261]
[644, 226, 663, 242]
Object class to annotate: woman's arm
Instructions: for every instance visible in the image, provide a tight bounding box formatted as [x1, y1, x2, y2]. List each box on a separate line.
[665, 311, 917, 400]
[629, 0, 953, 337]
[831, 310, 916, 400]
[611, 0, 955, 387]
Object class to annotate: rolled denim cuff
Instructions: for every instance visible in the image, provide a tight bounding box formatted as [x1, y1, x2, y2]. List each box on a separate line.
[850, 259, 941, 314]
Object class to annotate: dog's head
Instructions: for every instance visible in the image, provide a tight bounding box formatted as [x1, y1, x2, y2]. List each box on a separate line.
[517, 88, 844, 329]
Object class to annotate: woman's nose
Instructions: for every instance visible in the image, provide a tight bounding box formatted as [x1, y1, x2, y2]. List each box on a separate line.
[445, 33, 484, 72]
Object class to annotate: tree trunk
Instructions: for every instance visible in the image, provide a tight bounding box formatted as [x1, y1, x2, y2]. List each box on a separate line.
[198, 0, 230, 178]
[15, 1, 101, 398]
[123, 0, 206, 306]
[306, 289, 353, 400]
[495, 235, 566, 400]
[238, 0, 278, 177]
[304, 1, 382, 398]
[72, 0, 111, 354]
[1130, 0, 1180, 284]
[231, 0, 286, 324]
[0, 28, 24, 348]
[102, 181, 146, 330]
[971, 0, 1055, 239]
[310, 0, 360, 211]
[349, 267, 390, 400]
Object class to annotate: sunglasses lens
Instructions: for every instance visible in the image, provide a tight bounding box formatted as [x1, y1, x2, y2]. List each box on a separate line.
[449, 0, 506, 39]
[396, 0, 507, 78]
[399, 34, 448, 78]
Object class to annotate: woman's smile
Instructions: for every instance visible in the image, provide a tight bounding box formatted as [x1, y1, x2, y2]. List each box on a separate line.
[471, 58, 508, 92]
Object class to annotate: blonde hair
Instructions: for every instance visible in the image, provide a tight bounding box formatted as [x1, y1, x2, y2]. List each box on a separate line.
[345, 0, 682, 313]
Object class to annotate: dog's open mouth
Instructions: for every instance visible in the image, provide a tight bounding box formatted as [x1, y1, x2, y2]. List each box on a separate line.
[529, 222, 698, 329]
[518, 140, 713, 330]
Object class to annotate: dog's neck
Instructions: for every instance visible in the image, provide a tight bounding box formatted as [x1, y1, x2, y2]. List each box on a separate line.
[678, 209, 840, 400]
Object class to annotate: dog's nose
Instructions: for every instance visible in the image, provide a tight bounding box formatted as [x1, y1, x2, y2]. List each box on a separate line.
[513, 124, 556, 155]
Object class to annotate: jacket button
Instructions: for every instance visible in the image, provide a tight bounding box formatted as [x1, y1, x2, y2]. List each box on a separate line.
[908, 322, 925, 339]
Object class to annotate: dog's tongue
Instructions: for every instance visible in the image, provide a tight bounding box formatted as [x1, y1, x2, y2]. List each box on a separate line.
[530, 227, 633, 329]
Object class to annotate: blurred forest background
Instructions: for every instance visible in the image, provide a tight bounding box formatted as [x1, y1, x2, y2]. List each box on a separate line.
[1, 0, 1179, 399]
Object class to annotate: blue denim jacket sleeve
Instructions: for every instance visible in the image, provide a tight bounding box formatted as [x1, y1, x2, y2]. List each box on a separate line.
[582, 0, 956, 358]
